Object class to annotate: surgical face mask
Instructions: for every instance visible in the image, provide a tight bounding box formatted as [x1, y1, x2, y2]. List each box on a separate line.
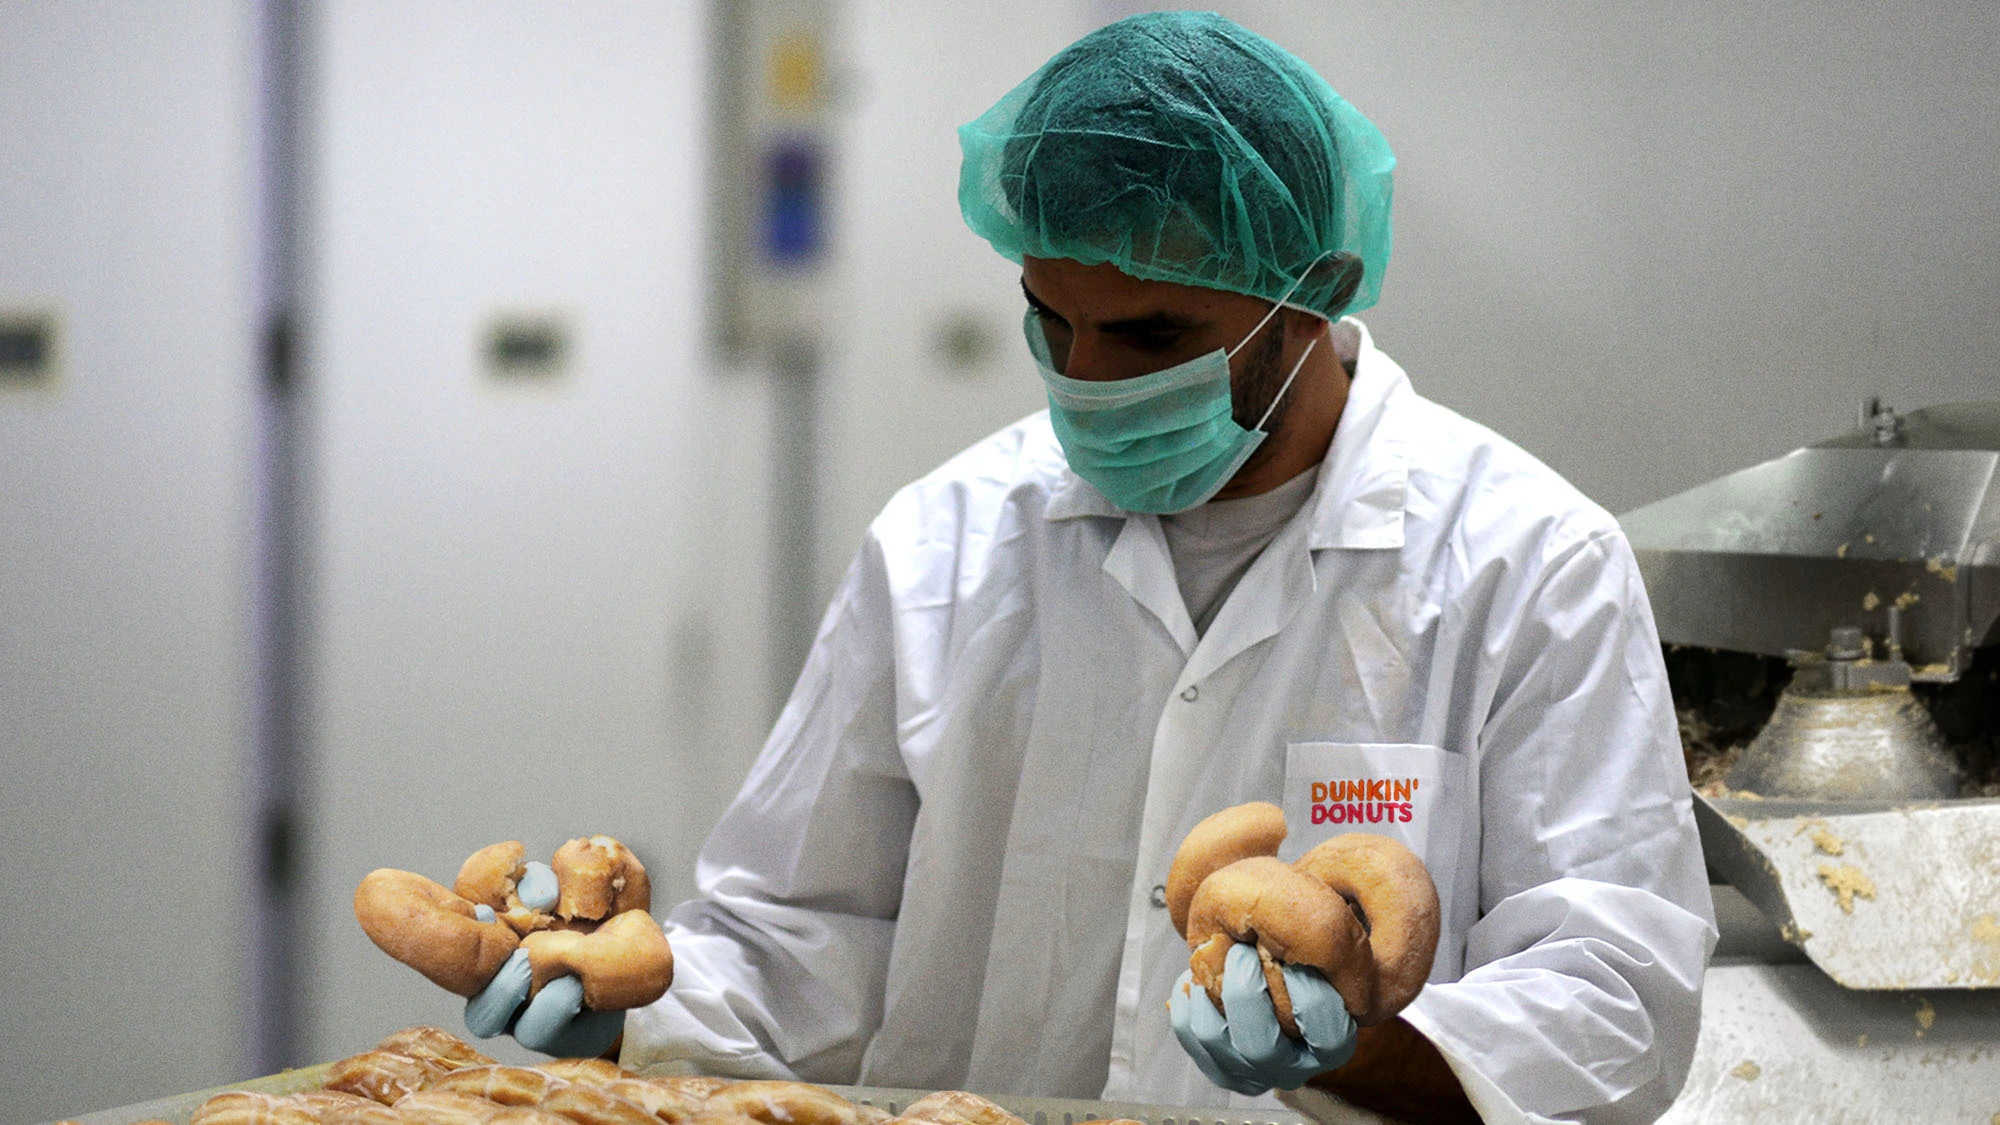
[1026, 294, 1319, 514]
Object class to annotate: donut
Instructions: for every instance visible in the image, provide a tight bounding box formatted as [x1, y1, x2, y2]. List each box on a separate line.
[552, 836, 652, 922]
[187, 1092, 320, 1125]
[288, 1091, 386, 1115]
[1292, 833, 1440, 1024]
[374, 1025, 496, 1070]
[1166, 802, 1442, 1032]
[538, 1084, 662, 1125]
[1182, 856, 1368, 1037]
[457, 841, 558, 936]
[643, 1076, 733, 1099]
[319, 1101, 409, 1125]
[1164, 801, 1287, 937]
[600, 1078, 710, 1123]
[898, 1091, 1027, 1125]
[389, 1088, 506, 1125]
[488, 1110, 580, 1125]
[324, 1049, 452, 1105]
[537, 1058, 638, 1087]
[685, 1114, 767, 1125]
[430, 1065, 571, 1106]
[702, 1081, 865, 1125]
[524, 909, 675, 1010]
[354, 868, 522, 996]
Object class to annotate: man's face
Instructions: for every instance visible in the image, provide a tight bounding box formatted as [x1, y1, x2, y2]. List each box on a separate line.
[1020, 255, 1307, 436]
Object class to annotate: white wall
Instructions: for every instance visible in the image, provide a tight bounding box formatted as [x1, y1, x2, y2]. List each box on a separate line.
[814, 0, 1078, 598]
[1227, 1, 2000, 516]
[0, 2, 260, 1120]
[298, 0, 721, 1063]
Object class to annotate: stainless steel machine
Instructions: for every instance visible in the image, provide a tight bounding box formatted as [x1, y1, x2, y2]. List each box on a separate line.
[1621, 400, 2000, 1123]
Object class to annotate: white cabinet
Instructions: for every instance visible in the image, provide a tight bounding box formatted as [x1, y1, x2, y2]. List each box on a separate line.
[0, 3, 262, 1118]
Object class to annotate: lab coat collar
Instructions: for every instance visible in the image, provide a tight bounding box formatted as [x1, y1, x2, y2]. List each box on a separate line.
[1305, 318, 1409, 551]
[1044, 317, 1410, 552]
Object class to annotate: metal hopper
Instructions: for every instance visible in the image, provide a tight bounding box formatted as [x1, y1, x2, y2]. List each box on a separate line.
[1622, 399, 2000, 989]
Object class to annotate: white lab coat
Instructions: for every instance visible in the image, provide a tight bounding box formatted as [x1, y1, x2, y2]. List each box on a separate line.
[626, 320, 1716, 1124]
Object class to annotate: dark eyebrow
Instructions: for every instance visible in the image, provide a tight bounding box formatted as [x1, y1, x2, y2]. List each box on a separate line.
[1019, 279, 1200, 335]
[1099, 311, 1200, 336]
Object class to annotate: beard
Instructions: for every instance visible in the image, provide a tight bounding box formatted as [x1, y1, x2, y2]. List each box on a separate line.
[1229, 320, 1298, 469]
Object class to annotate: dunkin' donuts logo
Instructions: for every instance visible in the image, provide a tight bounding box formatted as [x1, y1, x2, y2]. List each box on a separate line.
[1310, 777, 1421, 824]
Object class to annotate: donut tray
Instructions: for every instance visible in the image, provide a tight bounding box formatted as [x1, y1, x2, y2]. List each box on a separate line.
[46, 1068, 1327, 1125]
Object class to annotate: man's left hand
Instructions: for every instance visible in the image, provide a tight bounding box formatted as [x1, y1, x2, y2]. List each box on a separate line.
[1169, 942, 1358, 1095]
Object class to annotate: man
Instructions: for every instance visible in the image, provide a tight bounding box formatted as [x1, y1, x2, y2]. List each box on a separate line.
[488, 12, 1715, 1123]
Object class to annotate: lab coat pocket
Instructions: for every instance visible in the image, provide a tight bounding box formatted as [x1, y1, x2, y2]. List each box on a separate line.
[1279, 742, 1466, 972]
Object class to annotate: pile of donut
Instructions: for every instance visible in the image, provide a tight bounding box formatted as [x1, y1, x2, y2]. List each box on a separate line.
[178, 1025, 1130, 1125]
[353, 836, 674, 1014]
[1165, 802, 1441, 1033]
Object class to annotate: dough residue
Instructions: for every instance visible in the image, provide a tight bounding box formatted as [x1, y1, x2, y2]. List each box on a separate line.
[1818, 863, 1877, 913]
[1916, 997, 1936, 1031]
[1730, 1060, 1761, 1082]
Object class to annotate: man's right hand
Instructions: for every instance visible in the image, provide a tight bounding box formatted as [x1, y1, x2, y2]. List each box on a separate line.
[464, 942, 625, 1057]
[1169, 942, 1358, 1094]
[456, 875, 625, 1058]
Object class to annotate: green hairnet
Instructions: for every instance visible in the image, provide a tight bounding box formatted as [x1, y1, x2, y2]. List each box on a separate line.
[958, 11, 1394, 321]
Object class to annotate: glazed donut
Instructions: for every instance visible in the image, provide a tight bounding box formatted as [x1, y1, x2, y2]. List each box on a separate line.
[1164, 801, 1287, 937]
[457, 841, 558, 936]
[374, 1025, 496, 1070]
[324, 1049, 453, 1105]
[1292, 833, 1440, 1024]
[685, 1114, 768, 1125]
[1183, 856, 1368, 1037]
[702, 1081, 865, 1125]
[524, 909, 675, 1010]
[389, 1088, 506, 1125]
[187, 1092, 320, 1125]
[538, 1083, 662, 1125]
[430, 1065, 571, 1106]
[488, 1110, 579, 1125]
[288, 1091, 387, 1115]
[354, 868, 522, 996]
[319, 1101, 408, 1125]
[601, 1078, 710, 1123]
[898, 1091, 1027, 1125]
[552, 836, 652, 923]
[643, 1076, 733, 1099]
[536, 1058, 638, 1087]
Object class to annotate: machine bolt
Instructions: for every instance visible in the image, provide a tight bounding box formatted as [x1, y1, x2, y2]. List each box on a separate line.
[1827, 625, 1867, 661]
[1861, 396, 1903, 446]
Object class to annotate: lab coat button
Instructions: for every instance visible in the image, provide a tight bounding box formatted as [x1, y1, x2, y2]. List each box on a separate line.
[1150, 884, 1167, 908]
[1180, 685, 1199, 702]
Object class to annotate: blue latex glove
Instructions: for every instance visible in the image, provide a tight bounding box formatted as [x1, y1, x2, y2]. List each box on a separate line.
[462, 906, 625, 1058]
[1170, 942, 1358, 1095]
[515, 861, 559, 912]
